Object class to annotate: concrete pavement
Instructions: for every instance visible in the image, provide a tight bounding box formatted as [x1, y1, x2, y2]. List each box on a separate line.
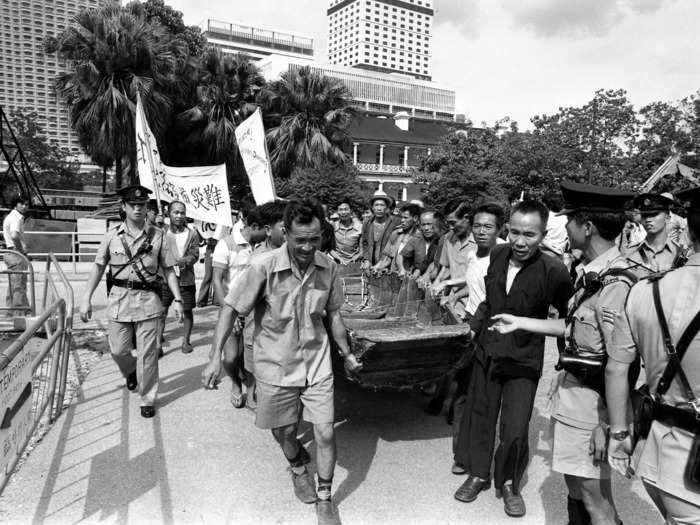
[0, 262, 663, 524]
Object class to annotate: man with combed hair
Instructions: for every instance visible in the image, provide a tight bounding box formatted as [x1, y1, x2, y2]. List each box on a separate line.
[453, 200, 573, 518]
[203, 198, 361, 525]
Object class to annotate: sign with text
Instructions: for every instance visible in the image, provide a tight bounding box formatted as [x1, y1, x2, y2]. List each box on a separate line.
[0, 344, 33, 482]
[135, 95, 233, 228]
[235, 108, 276, 205]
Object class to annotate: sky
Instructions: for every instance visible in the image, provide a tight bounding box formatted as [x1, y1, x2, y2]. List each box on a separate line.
[165, 0, 700, 129]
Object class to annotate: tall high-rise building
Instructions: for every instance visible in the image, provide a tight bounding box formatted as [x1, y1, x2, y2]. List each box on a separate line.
[327, 0, 433, 81]
[0, 0, 111, 156]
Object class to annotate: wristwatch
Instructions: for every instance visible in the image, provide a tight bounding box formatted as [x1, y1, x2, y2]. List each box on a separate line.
[610, 429, 630, 441]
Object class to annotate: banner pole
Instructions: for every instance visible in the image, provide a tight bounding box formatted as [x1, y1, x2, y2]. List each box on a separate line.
[137, 92, 164, 216]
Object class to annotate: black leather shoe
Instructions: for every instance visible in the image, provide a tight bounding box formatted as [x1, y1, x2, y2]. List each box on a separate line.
[126, 371, 138, 391]
[140, 406, 156, 418]
[454, 475, 491, 502]
[502, 484, 526, 517]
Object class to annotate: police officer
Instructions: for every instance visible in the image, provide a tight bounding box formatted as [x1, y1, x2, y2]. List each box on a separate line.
[80, 185, 183, 418]
[606, 186, 700, 524]
[624, 192, 682, 275]
[491, 181, 636, 524]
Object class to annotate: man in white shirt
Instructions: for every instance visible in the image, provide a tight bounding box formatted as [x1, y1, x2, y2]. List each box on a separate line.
[541, 193, 569, 258]
[3, 195, 30, 315]
[211, 206, 267, 408]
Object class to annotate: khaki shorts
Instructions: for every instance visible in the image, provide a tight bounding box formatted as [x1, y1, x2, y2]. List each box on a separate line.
[551, 419, 611, 479]
[255, 374, 335, 429]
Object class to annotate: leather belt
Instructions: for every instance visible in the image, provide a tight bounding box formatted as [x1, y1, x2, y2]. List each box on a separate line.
[654, 403, 700, 434]
[111, 278, 158, 292]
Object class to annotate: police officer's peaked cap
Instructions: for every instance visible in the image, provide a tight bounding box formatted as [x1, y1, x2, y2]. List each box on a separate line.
[116, 184, 152, 203]
[675, 186, 700, 212]
[557, 180, 634, 216]
[632, 192, 674, 212]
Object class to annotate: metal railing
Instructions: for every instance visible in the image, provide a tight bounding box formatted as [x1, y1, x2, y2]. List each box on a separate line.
[0, 298, 66, 493]
[0, 249, 35, 315]
[20, 231, 99, 273]
[0, 251, 74, 493]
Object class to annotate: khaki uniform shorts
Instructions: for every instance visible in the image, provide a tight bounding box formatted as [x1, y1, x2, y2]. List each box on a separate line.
[254, 374, 335, 429]
[551, 419, 611, 479]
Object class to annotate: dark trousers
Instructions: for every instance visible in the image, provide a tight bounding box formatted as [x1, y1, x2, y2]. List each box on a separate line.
[454, 356, 538, 491]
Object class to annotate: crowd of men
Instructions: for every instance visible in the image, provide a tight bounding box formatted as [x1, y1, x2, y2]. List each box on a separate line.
[3, 177, 698, 525]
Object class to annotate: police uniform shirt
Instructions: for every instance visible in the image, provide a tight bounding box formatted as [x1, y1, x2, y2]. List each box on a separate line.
[94, 223, 176, 322]
[626, 236, 679, 275]
[610, 253, 700, 504]
[551, 245, 633, 430]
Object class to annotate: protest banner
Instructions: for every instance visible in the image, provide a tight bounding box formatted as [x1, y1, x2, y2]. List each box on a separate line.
[135, 95, 233, 228]
[235, 107, 276, 205]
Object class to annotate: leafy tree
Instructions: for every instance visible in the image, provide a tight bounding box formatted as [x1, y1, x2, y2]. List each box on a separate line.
[6, 108, 81, 191]
[260, 66, 354, 179]
[167, 49, 265, 199]
[128, 0, 207, 57]
[46, 4, 186, 187]
[275, 163, 372, 211]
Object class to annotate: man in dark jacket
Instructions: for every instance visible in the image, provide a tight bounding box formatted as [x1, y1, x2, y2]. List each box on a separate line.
[360, 190, 401, 268]
[453, 200, 573, 518]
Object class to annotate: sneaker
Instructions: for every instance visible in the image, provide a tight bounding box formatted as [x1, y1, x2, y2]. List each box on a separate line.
[316, 499, 341, 525]
[289, 467, 317, 504]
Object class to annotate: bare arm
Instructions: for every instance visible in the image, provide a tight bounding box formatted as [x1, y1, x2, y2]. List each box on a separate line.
[328, 308, 362, 374]
[202, 303, 239, 388]
[212, 267, 227, 306]
[79, 263, 106, 322]
[489, 314, 566, 337]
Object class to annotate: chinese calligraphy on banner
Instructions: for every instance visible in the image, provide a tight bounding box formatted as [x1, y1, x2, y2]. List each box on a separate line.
[235, 107, 277, 205]
[135, 94, 233, 228]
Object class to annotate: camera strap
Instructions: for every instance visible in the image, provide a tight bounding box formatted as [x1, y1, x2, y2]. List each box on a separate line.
[652, 277, 700, 412]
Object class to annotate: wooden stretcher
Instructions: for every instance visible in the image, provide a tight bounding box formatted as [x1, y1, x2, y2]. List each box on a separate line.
[334, 266, 470, 389]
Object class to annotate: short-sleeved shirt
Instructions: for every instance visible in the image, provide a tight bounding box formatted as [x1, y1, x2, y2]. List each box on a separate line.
[551, 246, 633, 431]
[94, 223, 175, 321]
[164, 226, 200, 286]
[541, 212, 569, 256]
[439, 232, 477, 280]
[609, 254, 700, 503]
[626, 236, 679, 275]
[226, 244, 344, 387]
[464, 250, 491, 316]
[2, 209, 24, 250]
[333, 219, 363, 264]
[382, 227, 418, 272]
[212, 235, 252, 294]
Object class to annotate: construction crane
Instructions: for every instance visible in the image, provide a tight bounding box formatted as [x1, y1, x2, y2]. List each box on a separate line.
[0, 104, 49, 214]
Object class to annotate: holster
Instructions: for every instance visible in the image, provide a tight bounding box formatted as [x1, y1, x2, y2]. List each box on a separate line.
[631, 384, 654, 447]
[555, 348, 606, 392]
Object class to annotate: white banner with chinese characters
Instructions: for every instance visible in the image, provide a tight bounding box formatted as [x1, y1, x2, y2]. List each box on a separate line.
[135, 94, 233, 227]
[235, 107, 276, 205]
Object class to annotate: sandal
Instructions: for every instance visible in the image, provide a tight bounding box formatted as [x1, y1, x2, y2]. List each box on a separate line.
[230, 390, 247, 409]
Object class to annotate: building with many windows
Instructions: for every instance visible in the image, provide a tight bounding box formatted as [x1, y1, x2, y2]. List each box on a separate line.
[259, 55, 455, 121]
[202, 19, 314, 62]
[0, 0, 113, 155]
[327, 0, 433, 81]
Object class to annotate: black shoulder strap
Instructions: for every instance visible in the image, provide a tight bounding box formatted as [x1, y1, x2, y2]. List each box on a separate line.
[652, 278, 700, 403]
[117, 227, 156, 284]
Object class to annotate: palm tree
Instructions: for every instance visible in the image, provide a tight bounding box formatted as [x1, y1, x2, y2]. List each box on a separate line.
[169, 48, 265, 195]
[46, 4, 186, 187]
[260, 66, 354, 179]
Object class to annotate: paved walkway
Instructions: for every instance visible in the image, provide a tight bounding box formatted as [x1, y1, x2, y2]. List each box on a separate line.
[0, 262, 662, 524]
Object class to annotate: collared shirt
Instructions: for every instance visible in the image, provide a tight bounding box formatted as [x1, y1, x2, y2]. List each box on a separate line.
[626, 235, 679, 275]
[213, 234, 252, 294]
[2, 209, 24, 250]
[439, 232, 477, 280]
[382, 226, 419, 272]
[464, 250, 491, 316]
[552, 245, 633, 430]
[333, 218, 363, 264]
[94, 223, 175, 321]
[609, 253, 700, 503]
[541, 211, 569, 256]
[226, 245, 344, 387]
